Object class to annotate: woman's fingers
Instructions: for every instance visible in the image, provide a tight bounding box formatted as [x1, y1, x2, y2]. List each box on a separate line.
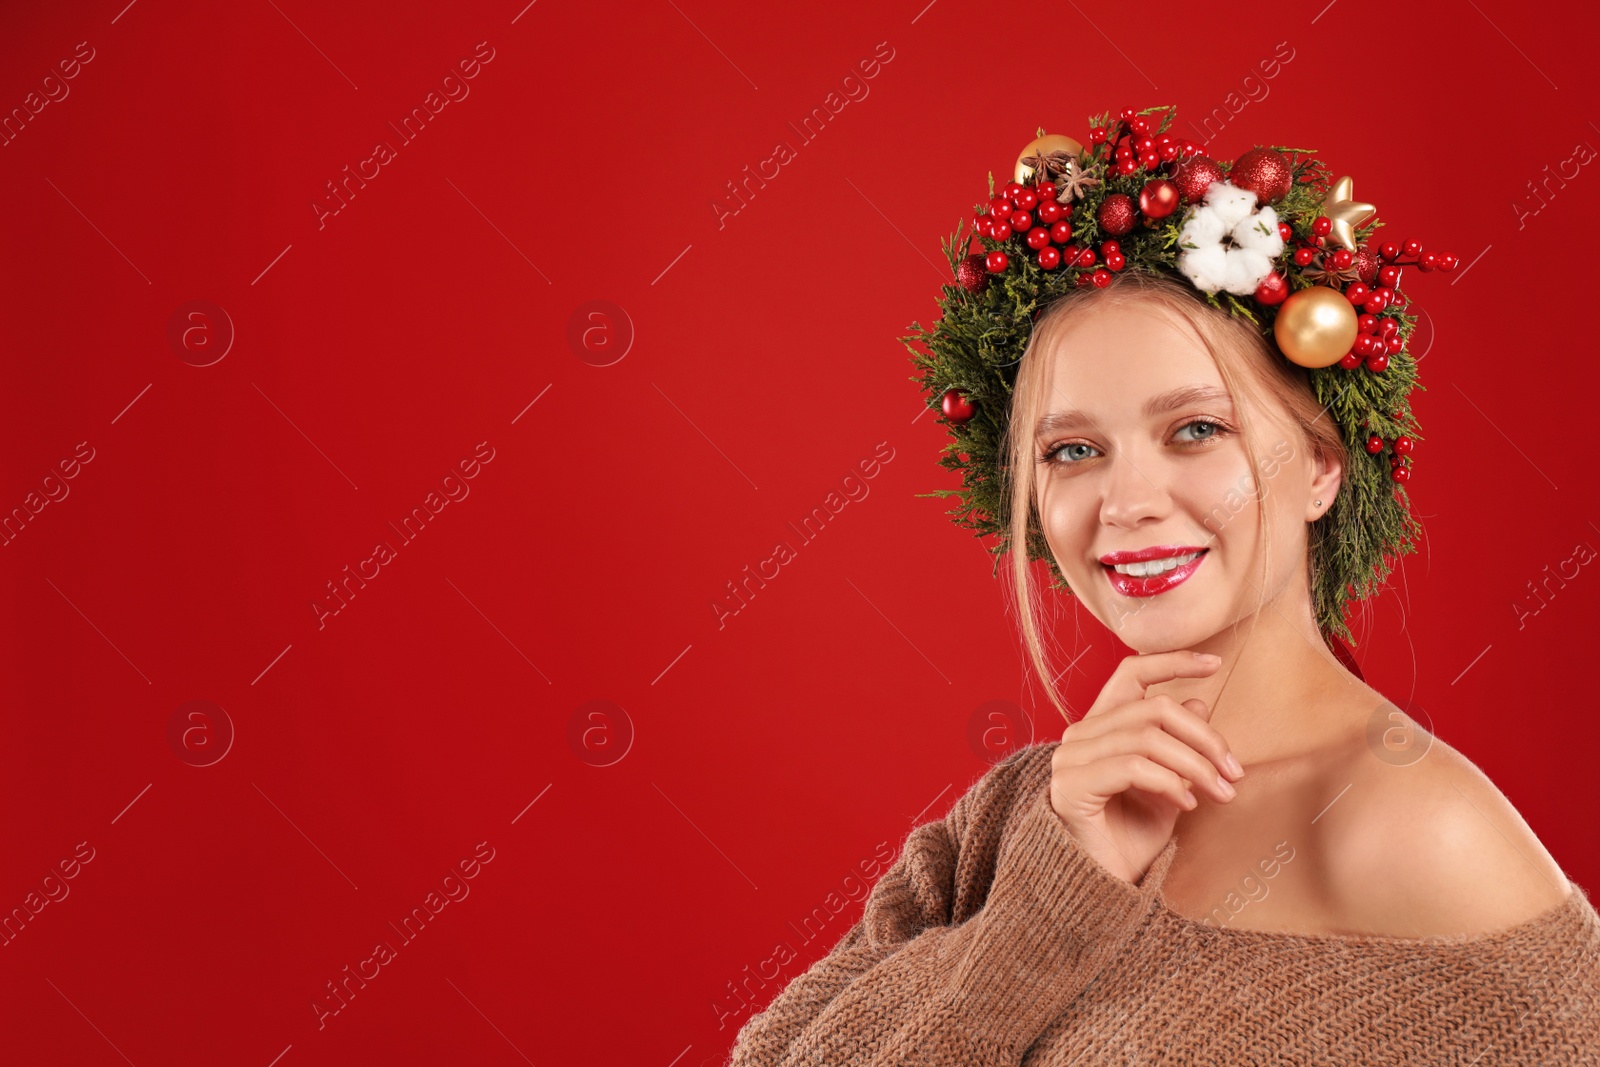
[1067, 694, 1243, 783]
[1082, 650, 1222, 719]
[1067, 718, 1237, 803]
[1069, 752, 1198, 813]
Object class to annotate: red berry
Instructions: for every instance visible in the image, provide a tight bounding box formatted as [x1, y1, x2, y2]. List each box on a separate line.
[1365, 434, 1384, 454]
[1312, 217, 1333, 237]
[1402, 239, 1422, 258]
[1357, 313, 1377, 334]
[1345, 283, 1371, 305]
[1294, 247, 1316, 266]
[1037, 200, 1063, 224]
[1026, 226, 1051, 250]
[1015, 188, 1039, 211]
[1010, 210, 1033, 231]
[1091, 268, 1113, 287]
[1038, 246, 1061, 270]
[1392, 466, 1411, 483]
[942, 389, 974, 423]
[1338, 351, 1363, 369]
[985, 250, 1009, 273]
[1089, 126, 1107, 145]
[1076, 247, 1097, 267]
[1366, 352, 1390, 373]
[1331, 249, 1354, 270]
[990, 197, 1014, 217]
[1004, 181, 1025, 199]
[1035, 182, 1056, 202]
[1394, 435, 1414, 455]
[1378, 265, 1403, 289]
[1101, 240, 1120, 255]
[1051, 220, 1073, 244]
[1106, 251, 1126, 271]
[1278, 222, 1293, 241]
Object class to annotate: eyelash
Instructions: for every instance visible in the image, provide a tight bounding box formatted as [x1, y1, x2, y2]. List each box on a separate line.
[1038, 418, 1235, 467]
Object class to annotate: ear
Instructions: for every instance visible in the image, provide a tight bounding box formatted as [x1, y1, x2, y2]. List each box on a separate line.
[1308, 447, 1343, 521]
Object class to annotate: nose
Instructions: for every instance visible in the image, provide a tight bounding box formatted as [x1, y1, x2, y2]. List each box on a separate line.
[1097, 446, 1168, 530]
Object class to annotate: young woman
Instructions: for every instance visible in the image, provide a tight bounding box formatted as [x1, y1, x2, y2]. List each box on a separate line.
[725, 109, 1600, 1065]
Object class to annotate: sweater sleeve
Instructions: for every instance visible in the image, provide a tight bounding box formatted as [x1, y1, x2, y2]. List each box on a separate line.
[726, 748, 1179, 1066]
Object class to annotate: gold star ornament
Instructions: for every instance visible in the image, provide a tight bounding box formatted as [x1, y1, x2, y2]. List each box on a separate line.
[1322, 175, 1377, 252]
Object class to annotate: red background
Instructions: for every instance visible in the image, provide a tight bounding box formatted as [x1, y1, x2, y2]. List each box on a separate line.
[1, 1, 1597, 1063]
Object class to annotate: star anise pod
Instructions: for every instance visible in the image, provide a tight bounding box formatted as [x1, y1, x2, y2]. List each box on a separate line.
[1302, 257, 1361, 288]
[1053, 158, 1103, 204]
[1019, 148, 1078, 184]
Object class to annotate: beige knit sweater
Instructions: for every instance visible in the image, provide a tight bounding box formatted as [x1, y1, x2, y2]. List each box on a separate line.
[727, 741, 1600, 1065]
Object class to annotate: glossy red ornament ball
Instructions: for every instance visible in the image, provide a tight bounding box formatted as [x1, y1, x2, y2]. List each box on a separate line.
[1097, 193, 1137, 235]
[1229, 147, 1293, 205]
[1139, 179, 1180, 219]
[956, 253, 989, 294]
[1365, 434, 1384, 454]
[942, 389, 975, 424]
[1394, 435, 1414, 455]
[1172, 155, 1225, 203]
[1391, 466, 1411, 483]
[985, 250, 1009, 273]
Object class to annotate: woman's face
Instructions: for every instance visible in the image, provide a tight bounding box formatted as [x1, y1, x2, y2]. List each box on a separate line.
[1030, 298, 1339, 653]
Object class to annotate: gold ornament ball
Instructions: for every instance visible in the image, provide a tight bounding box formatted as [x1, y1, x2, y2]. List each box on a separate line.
[1274, 287, 1359, 368]
[1015, 133, 1085, 184]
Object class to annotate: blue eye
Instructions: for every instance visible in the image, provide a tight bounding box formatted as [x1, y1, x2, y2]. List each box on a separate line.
[1037, 418, 1232, 467]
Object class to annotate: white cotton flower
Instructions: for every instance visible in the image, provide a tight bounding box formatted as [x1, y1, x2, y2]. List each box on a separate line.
[1176, 180, 1285, 296]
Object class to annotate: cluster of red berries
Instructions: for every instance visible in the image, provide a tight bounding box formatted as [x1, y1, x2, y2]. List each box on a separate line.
[1364, 431, 1417, 483]
[968, 180, 1136, 289]
[1088, 108, 1200, 175]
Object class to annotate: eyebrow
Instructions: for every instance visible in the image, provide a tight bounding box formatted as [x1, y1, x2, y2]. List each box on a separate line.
[1033, 384, 1235, 438]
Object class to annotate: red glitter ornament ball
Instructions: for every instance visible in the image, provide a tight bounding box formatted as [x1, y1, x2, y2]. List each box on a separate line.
[1229, 147, 1293, 205]
[1171, 155, 1225, 204]
[956, 253, 989, 294]
[1097, 193, 1137, 235]
[1355, 246, 1381, 285]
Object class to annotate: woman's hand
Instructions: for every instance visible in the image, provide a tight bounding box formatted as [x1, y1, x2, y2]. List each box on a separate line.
[1048, 650, 1245, 884]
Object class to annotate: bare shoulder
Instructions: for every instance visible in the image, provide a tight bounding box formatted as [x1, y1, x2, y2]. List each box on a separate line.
[1315, 726, 1573, 939]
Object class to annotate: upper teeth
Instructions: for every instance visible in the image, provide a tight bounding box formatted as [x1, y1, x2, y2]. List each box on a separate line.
[1111, 551, 1202, 576]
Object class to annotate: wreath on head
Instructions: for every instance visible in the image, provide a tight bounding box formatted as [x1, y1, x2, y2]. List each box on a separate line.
[901, 104, 1459, 645]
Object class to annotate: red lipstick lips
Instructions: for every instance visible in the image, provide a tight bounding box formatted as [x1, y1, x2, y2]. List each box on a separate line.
[1099, 545, 1209, 598]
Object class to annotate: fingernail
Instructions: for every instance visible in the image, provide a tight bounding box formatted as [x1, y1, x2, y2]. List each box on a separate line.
[1196, 652, 1221, 663]
[1216, 774, 1236, 798]
[1225, 752, 1244, 777]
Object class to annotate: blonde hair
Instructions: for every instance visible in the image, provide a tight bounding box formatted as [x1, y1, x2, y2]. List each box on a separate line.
[1005, 269, 1350, 722]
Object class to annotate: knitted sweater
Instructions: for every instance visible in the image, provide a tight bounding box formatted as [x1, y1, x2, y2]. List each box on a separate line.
[727, 741, 1600, 1066]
